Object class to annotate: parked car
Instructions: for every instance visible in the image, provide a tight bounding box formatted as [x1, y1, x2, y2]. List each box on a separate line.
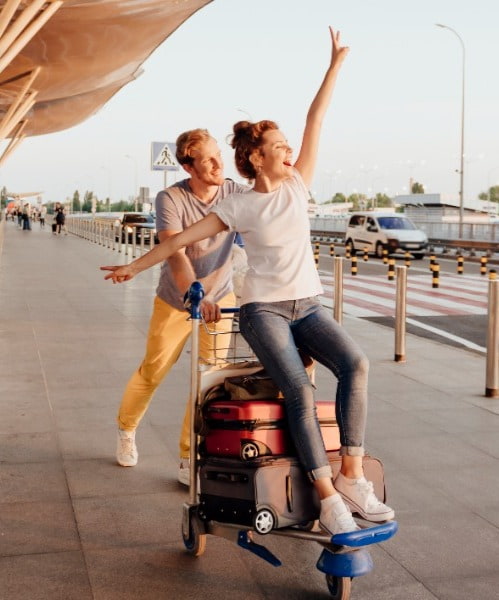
[115, 212, 158, 244]
[344, 212, 428, 259]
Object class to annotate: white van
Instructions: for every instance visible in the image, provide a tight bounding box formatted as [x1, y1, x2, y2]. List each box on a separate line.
[345, 212, 428, 259]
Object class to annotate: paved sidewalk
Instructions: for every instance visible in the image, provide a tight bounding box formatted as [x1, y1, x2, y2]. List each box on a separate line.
[0, 219, 498, 600]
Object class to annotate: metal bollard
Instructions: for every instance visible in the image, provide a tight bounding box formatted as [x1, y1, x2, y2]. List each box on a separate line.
[395, 266, 407, 362]
[387, 258, 395, 281]
[345, 244, 351, 260]
[140, 229, 145, 255]
[457, 255, 464, 275]
[432, 263, 440, 288]
[382, 248, 388, 264]
[363, 247, 369, 262]
[132, 233, 137, 258]
[429, 253, 437, 272]
[333, 256, 343, 325]
[329, 243, 335, 257]
[480, 256, 488, 276]
[485, 279, 499, 397]
[351, 255, 358, 276]
[404, 251, 411, 268]
[490, 269, 497, 281]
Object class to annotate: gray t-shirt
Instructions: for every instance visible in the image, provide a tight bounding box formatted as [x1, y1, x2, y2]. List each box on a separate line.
[155, 178, 246, 310]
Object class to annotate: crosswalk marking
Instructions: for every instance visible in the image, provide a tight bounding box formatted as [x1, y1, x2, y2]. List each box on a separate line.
[320, 272, 489, 318]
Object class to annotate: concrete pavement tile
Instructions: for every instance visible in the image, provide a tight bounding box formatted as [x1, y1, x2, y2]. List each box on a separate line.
[384, 510, 499, 581]
[64, 455, 178, 499]
[0, 500, 79, 556]
[73, 493, 183, 550]
[53, 405, 117, 431]
[0, 399, 53, 434]
[0, 551, 92, 600]
[366, 408, 447, 440]
[414, 406, 499, 434]
[44, 369, 127, 390]
[0, 432, 59, 463]
[372, 390, 460, 412]
[0, 462, 69, 503]
[47, 385, 122, 408]
[365, 429, 497, 471]
[460, 430, 499, 459]
[415, 463, 499, 513]
[84, 543, 266, 600]
[383, 468, 466, 515]
[424, 573, 499, 600]
[468, 396, 499, 414]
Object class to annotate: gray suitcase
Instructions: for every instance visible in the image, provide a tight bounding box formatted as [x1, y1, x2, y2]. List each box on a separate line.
[198, 455, 319, 534]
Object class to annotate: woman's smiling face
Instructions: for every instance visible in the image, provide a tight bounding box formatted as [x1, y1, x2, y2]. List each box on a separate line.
[256, 129, 293, 181]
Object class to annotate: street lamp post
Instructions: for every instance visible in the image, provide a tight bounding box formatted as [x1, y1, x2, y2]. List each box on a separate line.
[125, 155, 138, 211]
[436, 23, 466, 239]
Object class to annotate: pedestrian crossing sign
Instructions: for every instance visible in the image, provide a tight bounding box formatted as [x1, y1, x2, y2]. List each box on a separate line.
[151, 142, 180, 171]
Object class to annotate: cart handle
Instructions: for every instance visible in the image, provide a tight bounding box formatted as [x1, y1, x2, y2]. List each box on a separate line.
[186, 282, 240, 318]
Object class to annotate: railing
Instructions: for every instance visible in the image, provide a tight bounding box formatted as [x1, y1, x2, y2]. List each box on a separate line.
[66, 215, 155, 259]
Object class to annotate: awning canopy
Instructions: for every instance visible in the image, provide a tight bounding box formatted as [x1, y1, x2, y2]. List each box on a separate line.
[0, 0, 211, 163]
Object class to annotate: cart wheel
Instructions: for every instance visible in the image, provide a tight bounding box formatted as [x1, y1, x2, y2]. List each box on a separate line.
[241, 441, 260, 460]
[182, 513, 206, 557]
[325, 574, 351, 600]
[254, 508, 275, 534]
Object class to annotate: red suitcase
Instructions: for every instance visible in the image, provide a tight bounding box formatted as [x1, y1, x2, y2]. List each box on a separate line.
[202, 399, 340, 460]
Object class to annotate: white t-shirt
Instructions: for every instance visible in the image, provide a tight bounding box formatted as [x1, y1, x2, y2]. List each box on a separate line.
[211, 170, 323, 305]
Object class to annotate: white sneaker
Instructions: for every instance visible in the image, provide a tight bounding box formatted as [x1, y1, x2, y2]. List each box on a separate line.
[334, 472, 395, 522]
[116, 429, 138, 467]
[319, 494, 359, 536]
[178, 459, 190, 486]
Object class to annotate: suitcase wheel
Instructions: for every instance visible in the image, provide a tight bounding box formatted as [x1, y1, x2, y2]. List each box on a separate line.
[253, 508, 275, 535]
[240, 441, 261, 460]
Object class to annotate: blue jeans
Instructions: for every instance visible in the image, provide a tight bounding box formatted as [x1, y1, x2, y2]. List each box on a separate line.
[239, 297, 369, 481]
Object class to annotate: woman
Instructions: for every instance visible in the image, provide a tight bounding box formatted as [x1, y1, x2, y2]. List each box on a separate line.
[102, 28, 394, 536]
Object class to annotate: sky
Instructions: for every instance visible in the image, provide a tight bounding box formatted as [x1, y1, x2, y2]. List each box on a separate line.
[1, 0, 498, 206]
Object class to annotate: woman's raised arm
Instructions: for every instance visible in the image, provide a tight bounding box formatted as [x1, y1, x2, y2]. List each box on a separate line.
[294, 27, 349, 187]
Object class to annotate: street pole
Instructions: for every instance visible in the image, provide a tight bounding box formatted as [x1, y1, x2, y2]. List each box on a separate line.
[436, 24, 466, 239]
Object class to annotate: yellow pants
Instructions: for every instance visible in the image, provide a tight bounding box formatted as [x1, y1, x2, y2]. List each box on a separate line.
[118, 293, 236, 458]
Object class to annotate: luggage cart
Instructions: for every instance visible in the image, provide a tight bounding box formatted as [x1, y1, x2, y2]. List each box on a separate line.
[181, 282, 398, 600]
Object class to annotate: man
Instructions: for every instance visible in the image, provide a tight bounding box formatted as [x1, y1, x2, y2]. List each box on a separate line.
[116, 128, 245, 484]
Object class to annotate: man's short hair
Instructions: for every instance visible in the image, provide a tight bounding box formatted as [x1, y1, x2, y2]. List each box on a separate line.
[175, 129, 212, 166]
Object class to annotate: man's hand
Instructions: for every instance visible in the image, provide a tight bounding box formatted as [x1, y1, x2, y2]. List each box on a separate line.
[200, 299, 221, 323]
[100, 264, 136, 283]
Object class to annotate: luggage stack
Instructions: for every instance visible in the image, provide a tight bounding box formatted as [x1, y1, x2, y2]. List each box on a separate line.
[197, 369, 386, 534]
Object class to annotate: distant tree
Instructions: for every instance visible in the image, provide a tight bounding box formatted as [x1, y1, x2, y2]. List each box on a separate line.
[72, 190, 81, 212]
[370, 193, 392, 209]
[347, 193, 368, 211]
[0, 186, 7, 209]
[81, 190, 94, 212]
[324, 192, 347, 204]
[111, 200, 135, 212]
[478, 185, 499, 203]
[411, 181, 425, 194]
